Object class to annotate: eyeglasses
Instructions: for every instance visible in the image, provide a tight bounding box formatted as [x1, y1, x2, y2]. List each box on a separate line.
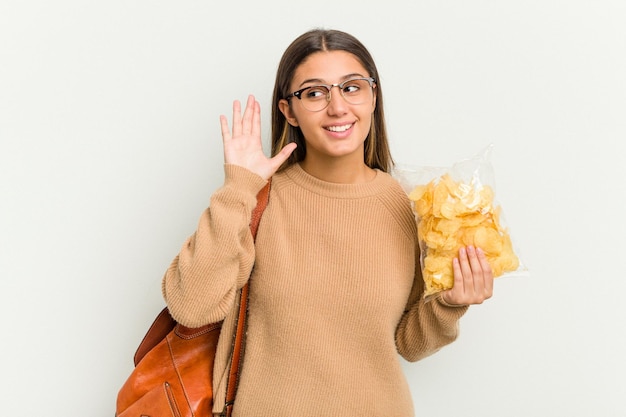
[285, 77, 376, 112]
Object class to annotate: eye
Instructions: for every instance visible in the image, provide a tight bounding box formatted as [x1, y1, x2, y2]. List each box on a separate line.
[304, 86, 328, 100]
[342, 81, 362, 95]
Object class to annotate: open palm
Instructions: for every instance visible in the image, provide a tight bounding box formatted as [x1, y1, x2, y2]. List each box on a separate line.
[220, 95, 296, 180]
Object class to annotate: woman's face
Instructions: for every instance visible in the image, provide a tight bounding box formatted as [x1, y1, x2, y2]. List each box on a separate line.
[279, 50, 376, 164]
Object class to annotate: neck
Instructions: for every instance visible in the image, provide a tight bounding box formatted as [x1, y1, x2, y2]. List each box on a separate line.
[300, 155, 375, 184]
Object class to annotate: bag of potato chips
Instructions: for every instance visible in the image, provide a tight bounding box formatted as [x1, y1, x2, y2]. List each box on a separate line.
[393, 145, 526, 300]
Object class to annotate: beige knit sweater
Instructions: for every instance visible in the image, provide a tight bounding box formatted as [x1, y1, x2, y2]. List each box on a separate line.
[162, 163, 468, 417]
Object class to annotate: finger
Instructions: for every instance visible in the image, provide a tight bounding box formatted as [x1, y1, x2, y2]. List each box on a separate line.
[466, 245, 484, 294]
[268, 142, 297, 172]
[232, 100, 243, 137]
[219, 115, 232, 141]
[458, 246, 474, 291]
[476, 247, 494, 298]
[251, 99, 261, 139]
[442, 256, 465, 305]
[241, 95, 256, 135]
[451, 255, 464, 294]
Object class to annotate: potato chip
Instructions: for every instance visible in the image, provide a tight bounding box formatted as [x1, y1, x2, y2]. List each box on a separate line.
[458, 211, 486, 227]
[423, 254, 451, 272]
[472, 227, 503, 255]
[434, 218, 462, 235]
[409, 183, 433, 217]
[408, 173, 520, 297]
[408, 184, 428, 201]
[440, 202, 458, 219]
[423, 255, 454, 294]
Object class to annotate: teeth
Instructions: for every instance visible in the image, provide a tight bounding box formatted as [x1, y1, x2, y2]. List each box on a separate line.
[326, 124, 352, 132]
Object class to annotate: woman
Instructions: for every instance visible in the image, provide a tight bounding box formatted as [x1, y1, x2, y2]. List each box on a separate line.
[163, 29, 493, 417]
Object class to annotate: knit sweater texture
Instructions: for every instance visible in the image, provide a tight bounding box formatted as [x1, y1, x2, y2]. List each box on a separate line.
[162, 163, 468, 417]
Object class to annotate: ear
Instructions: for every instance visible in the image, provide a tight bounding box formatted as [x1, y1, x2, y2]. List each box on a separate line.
[279, 99, 299, 127]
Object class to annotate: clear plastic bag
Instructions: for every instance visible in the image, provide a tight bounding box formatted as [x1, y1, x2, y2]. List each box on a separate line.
[393, 145, 527, 299]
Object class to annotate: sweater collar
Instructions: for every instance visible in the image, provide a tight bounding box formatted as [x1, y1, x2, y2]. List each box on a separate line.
[283, 163, 391, 199]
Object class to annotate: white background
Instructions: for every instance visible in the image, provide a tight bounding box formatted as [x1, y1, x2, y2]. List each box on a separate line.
[1, 1, 625, 416]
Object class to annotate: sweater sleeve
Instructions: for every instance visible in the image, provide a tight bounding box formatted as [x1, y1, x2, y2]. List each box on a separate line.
[161, 164, 268, 328]
[395, 244, 469, 362]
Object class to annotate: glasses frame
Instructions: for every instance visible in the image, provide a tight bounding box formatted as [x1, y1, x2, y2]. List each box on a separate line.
[285, 77, 376, 112]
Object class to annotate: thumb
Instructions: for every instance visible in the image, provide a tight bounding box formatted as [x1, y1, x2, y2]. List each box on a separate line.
[267, 142, 297, 175]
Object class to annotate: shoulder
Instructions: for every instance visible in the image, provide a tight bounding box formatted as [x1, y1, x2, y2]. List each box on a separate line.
[376, 171, 413, 209]
[374, 171, 418, 240]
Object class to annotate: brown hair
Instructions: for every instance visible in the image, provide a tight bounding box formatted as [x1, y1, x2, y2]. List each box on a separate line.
[271, 29, 393, 172]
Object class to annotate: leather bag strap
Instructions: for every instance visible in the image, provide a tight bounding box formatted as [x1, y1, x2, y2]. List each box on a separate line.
[224, 180, 271, 416]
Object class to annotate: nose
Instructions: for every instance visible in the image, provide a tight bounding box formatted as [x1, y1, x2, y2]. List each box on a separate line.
[326, 85, 348, 115]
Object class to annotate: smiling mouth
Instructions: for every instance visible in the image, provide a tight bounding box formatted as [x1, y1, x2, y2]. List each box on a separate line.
[325, 123, 353, 133]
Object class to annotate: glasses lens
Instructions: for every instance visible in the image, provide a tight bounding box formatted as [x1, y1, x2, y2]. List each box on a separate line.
[300, 86, 331, 112]
[299, 78, 373, 111]
[340, 78, 373, 105]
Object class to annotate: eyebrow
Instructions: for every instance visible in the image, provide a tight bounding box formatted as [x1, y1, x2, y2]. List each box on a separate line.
[297, 73, 366, 88]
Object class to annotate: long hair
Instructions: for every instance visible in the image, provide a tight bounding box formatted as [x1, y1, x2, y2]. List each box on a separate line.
[271, 29, 393, 172]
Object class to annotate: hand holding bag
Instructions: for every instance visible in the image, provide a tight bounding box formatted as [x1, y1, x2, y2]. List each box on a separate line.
[116, 182, 270, 417]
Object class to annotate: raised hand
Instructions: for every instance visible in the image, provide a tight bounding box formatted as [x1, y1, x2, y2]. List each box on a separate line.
[220, 95, 297, 180]
[441, 246, 494, 306]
